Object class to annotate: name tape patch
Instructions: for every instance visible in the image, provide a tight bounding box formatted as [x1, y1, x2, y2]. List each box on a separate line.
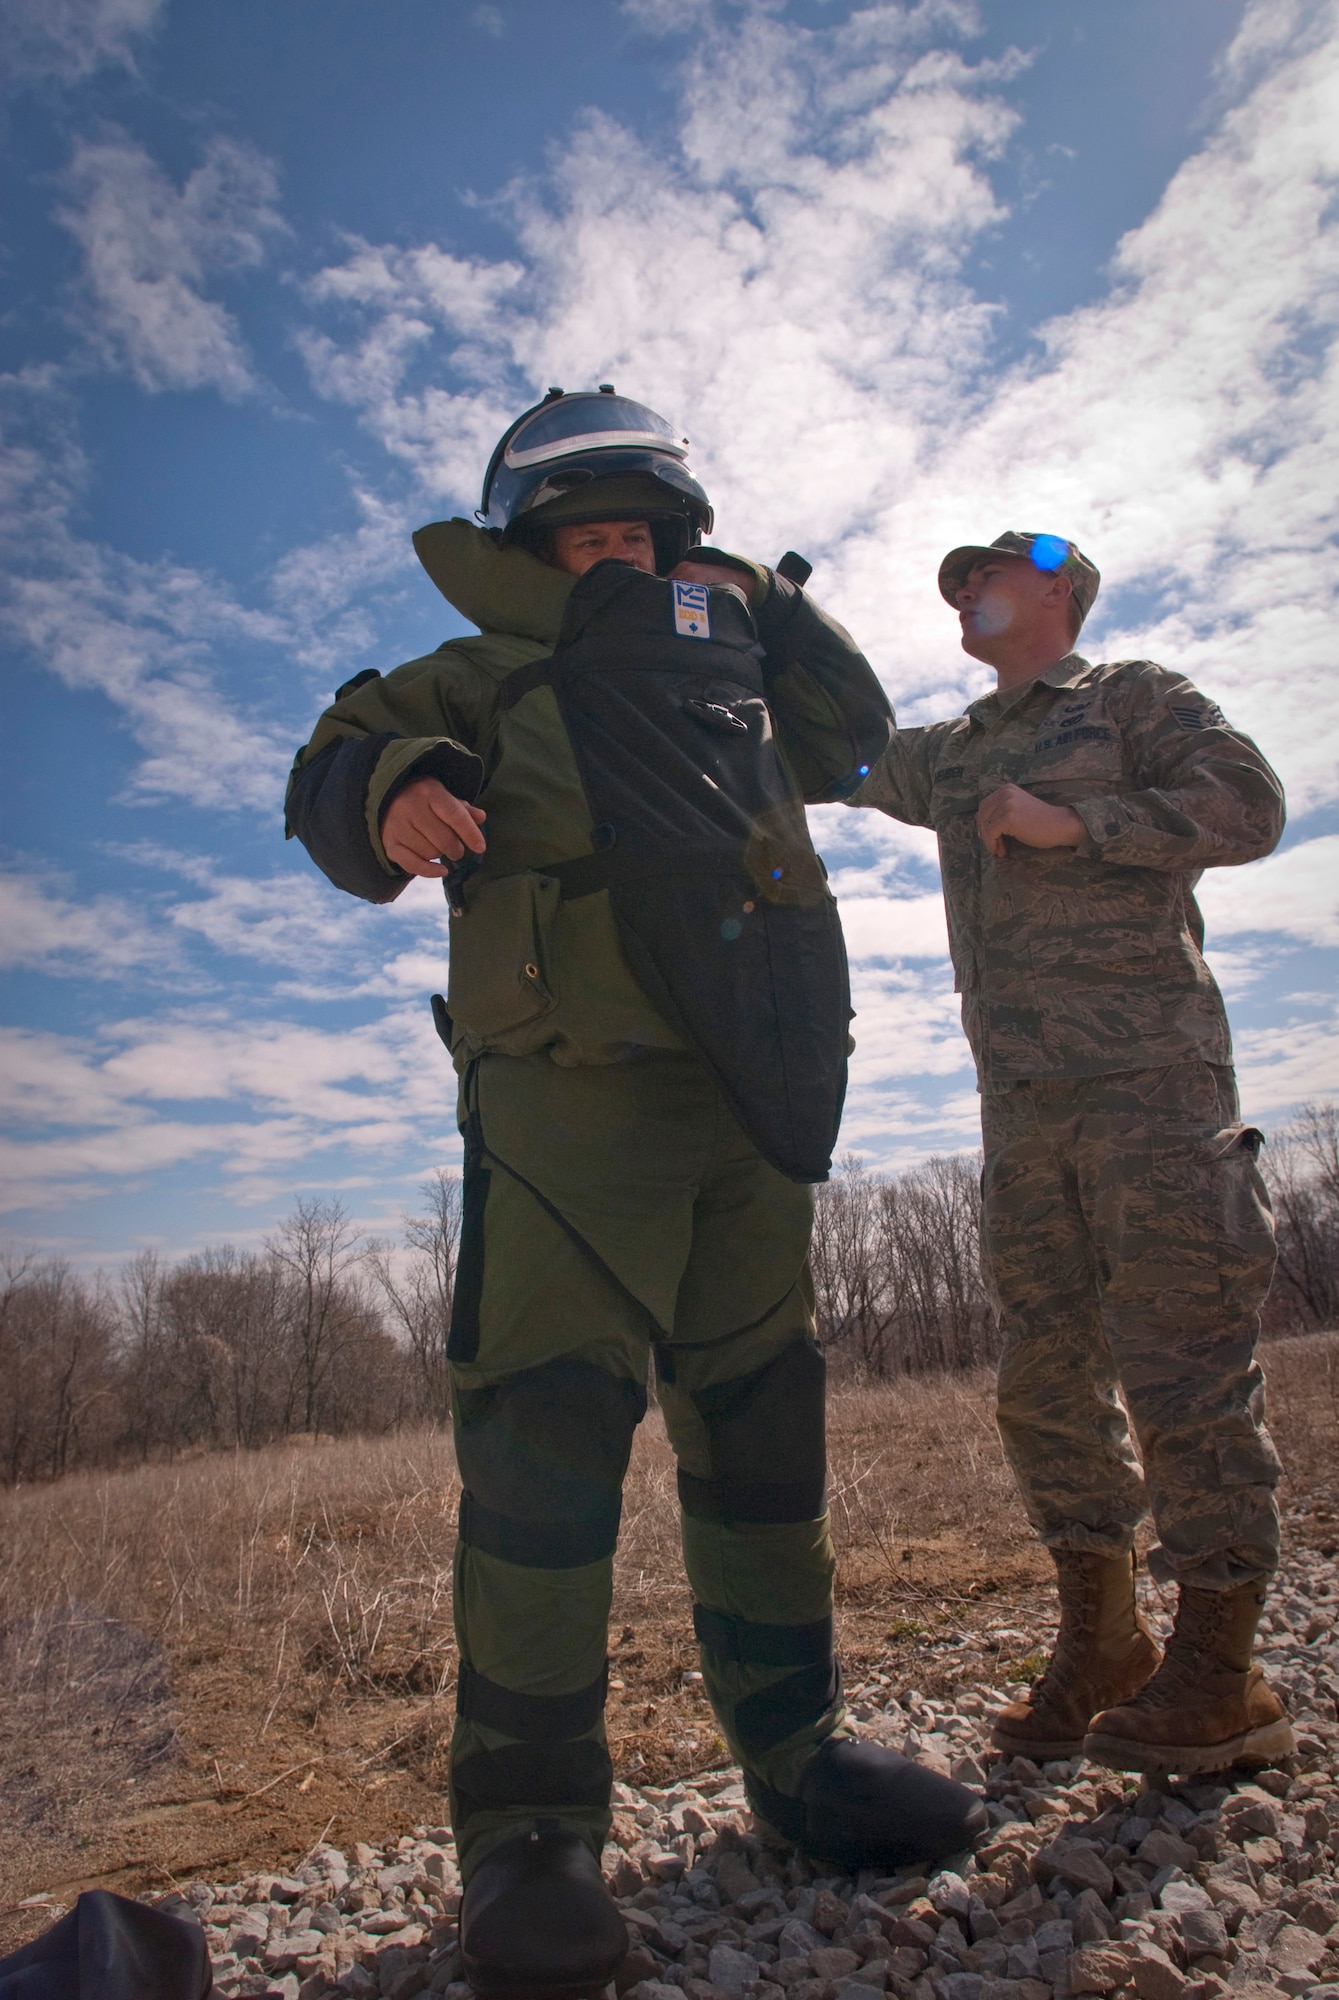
[672, 579, 711, 640]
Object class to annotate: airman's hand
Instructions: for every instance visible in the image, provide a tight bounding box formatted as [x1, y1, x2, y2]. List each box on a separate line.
[382, 778, 486, 877]
[668, 558, 755, 604]
[977, 783, 1084, 859]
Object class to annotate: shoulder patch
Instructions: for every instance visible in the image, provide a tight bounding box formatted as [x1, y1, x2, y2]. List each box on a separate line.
[1169, 698, 1226, 732]
[672, 578, 711, 639]
[334, 667, 382, 702]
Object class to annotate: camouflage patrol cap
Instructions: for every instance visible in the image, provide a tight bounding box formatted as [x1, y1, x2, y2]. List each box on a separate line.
[938, 531, 1100, 626]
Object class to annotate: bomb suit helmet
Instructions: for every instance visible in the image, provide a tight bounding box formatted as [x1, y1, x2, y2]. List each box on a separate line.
[479, 385, 713, 574]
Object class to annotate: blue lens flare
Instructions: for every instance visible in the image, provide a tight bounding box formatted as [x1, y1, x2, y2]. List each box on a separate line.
[1030, 533, 1069, 573]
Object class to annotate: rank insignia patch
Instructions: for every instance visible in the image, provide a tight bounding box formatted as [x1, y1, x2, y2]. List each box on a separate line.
[1170, 700, 1226, 731]
[672, 579, 711, 639]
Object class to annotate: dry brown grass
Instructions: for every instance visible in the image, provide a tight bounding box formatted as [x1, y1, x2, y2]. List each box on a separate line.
[2, 1332, 1335, 1950]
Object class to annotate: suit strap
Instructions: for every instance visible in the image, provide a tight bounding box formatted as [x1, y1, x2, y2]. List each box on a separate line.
[498, 656, 555, 709]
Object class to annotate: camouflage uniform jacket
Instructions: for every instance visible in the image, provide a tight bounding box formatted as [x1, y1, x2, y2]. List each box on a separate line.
[286, 520, 891, 1070]
[851, 653, 1285, 1084]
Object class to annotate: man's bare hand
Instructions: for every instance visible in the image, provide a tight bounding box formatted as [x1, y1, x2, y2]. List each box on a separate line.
[382, 777, 486, 878]
[977, 783, 1084, 859]
[668, 558, 754, 604]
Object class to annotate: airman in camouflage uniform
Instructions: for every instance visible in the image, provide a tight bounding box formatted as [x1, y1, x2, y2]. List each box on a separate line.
[852, 531, 1293, 1776]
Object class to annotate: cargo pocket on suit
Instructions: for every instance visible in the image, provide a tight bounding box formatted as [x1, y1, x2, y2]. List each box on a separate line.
[1212, 1427, 1283, 1490]
[446, 871, 560, 1042]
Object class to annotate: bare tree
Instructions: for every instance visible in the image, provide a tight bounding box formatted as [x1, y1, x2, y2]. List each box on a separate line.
[810, 1157, 898, 1367]
[0, 1255, 117, 1482]
[814, 1151, 993, 1378]
[0, 1249, 40, 1483]
[1264, 1101, 1339, 1335]
[267, 1199, 365, 1436]
[1295, 1101, 1339, 1208]
[367, 1170, 461, 1425]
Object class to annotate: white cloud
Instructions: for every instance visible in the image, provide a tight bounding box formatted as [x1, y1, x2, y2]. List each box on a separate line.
[298, 10, 1016, 544]
[293, 0, 1339, 836]
[0, 0, 164, 85]
[9, 0, 1339, 1246]
[1232, 1001, 1339, 1120]
[0, 1002, 459, 1215]
[0, 870, 166, 979]
[1197, 835, 1339, 948]
[837, 892, 949, 961]
[0, 374, 292, 810]
[58, 132, 284, 397]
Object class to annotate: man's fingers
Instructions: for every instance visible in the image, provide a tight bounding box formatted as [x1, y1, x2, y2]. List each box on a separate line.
[381, 778, 487, 876]
[386, 845, 451, 877]
[413, 794, 486, 855]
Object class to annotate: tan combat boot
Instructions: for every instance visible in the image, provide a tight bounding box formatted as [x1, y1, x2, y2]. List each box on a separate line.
[1084, 1581, 1296, 1774]
[992, 1551, 1161, 1760]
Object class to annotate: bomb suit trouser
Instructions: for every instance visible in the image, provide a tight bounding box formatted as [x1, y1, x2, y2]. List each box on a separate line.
[981, 1055, 1282, 1593]
[446, 1050, 844, 1878]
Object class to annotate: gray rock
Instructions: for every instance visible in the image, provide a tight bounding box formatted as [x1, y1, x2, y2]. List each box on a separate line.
[261, 1928, 325, 1970]
[709, 1943, 761, 1993]
[775, 1912, 827, 1960]
[1179, 1909, 1230, 1958]
[335, 1968, 377, 2000]
[1005, 1941, 1042, 1981]
[1268, 1926, 1326, 1978]
[1158, 1878, 1214, 1916]
[930, 1874, 973, 1920]
[938, 1977, 984, 2000]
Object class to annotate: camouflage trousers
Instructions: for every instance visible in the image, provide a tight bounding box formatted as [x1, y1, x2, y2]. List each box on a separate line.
[980, 1055, 1281, 1592]
[445, 1049, 845, 1878]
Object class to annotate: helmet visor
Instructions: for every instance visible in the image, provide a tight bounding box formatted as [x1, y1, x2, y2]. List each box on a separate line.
[503, 394, 687, 472]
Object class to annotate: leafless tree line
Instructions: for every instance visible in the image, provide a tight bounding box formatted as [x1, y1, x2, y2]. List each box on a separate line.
[811, 1152, 995, 1376]
[0, 1175, 461, 1487]
[1261, 1101, 1339, 1336]
[2, 1106, 1336, 1485]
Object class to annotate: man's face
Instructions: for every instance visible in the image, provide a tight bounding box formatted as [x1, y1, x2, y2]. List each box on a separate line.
[955, 554, 1069, 662]
[551, 518, 656, 577]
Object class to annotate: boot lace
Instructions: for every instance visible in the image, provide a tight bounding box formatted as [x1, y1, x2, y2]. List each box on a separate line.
[1126, 1590, 1231, 1712]
[1027, 1566, 1100, 1703]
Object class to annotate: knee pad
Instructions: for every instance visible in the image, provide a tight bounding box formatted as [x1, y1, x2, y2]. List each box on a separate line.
[457, 1358, 646, 1568]
[677, 1337, 826, 1524]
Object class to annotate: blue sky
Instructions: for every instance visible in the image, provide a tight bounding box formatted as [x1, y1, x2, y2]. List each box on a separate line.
[3, 0, 1338, 1264]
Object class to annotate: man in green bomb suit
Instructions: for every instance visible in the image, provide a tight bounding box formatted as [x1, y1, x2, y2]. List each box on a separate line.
[850, 531, 1292, 1782]
[287, 389, 985, 1998]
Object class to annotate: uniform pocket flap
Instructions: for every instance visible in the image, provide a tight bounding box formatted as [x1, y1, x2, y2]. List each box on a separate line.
[447, 871, 560, 1037]
[1211, 1123, 1264, 1160]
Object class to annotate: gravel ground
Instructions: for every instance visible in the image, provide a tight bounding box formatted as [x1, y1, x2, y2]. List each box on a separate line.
[25, 1519, 1337, 2000]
